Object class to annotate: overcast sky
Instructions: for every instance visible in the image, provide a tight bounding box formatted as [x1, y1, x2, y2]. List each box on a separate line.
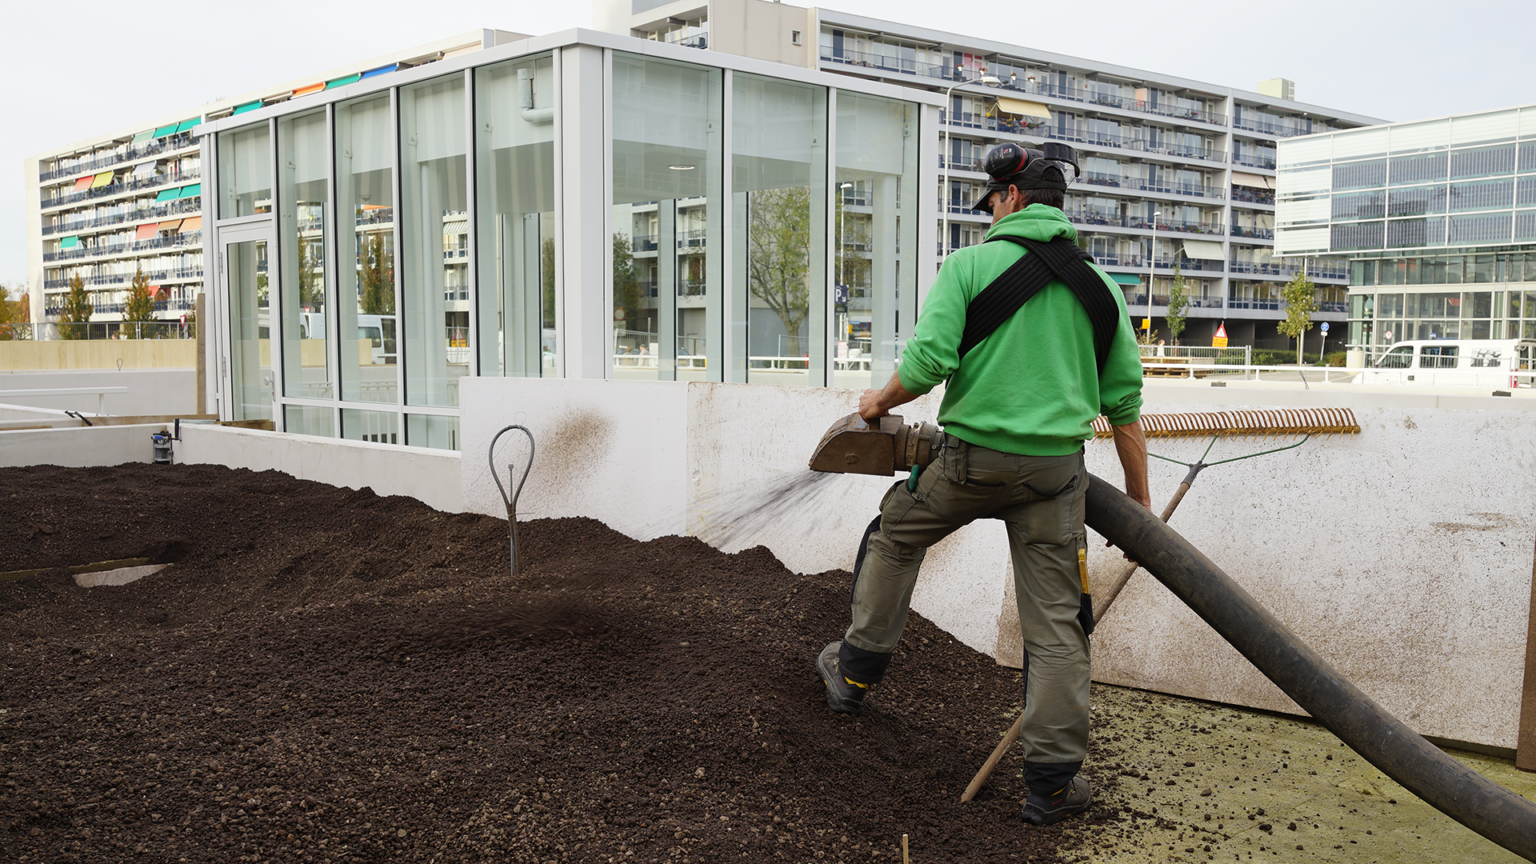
[4, 0, 1532, 289]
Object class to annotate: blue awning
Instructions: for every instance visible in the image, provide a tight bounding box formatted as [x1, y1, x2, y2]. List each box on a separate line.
[361, 64, 398, 80]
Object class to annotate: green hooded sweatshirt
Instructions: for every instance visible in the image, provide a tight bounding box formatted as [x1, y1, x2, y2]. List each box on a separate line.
[897, 204, 1144, 456]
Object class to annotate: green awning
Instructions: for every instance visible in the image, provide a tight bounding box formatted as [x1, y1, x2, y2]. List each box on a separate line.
[1108, 273, 1143, 286]
[178, 183, 202, 199]
[131, 130, 153, 144]
[325, 73, 362, 90]
[155, 188, 181, 203]
[232, 100, 263, 115]
[59, 236, 79, 249]
[152, 123, 180, 138]
[175, 118, 202, 133]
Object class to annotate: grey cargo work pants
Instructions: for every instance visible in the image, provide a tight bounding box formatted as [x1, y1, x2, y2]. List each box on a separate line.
[842, 437, 1091, 766]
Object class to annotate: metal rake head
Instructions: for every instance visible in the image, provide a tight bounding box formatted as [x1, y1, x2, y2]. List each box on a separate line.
[1092, 408, 1361, 442]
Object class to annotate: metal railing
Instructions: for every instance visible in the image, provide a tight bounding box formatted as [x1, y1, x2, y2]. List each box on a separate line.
[942, 112, 1230, 164]
[1227, 298, 1282, 310]
[1232, 152, 1278, 170]
[41, 169, 202, 211]
[39, 133, 198, 183]
[44, 231, 202, 264]
[36, 320, 196, 342]
[1066, 212, 1224, 235]
[1232, 117, 1313, 138]
[1229, 225, 1275, 240]
[42, 196, 201, 237]
[1080, 173, 1226, 200]
[1230, 187, 1275, 206]
[1139, 345, 1251, 364]
[44, 268, 203, 291]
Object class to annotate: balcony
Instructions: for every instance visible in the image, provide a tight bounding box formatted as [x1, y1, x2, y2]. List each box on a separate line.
[1227, 298, 1281, 310]
[943, 113, 1228, 164]
[40, 169, 202, 212]
[1232, 116, 1313, 138]
[42, 196, 201, 237]
[1232, 151, 1277, 170]
[1066, 212, 1224, 236]
[1230, 187, 1275, 206]
[1228, 260, 1348, 280]
[44, 267, 203, 291]
[1230, 225, 1275, 240]
[39, 133, 198, 183]
[44, 298, 196, 317]
[44, 231, 202, 263]
[1079, 172, 1225, 201]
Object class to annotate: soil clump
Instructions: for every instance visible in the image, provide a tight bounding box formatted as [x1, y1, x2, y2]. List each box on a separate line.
[1, 464, 1142, 863]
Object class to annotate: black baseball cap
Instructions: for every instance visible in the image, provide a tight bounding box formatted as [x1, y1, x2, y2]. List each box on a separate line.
[971, 141, 1081, 213]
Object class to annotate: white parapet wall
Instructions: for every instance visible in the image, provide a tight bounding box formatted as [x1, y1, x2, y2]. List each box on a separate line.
[0, 423, 168, 468]
[0, 368, 196, 416]
[461, 377, 1535, 750]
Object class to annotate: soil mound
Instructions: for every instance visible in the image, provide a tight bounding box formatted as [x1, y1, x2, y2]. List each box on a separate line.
[1, 464, 1133, 863]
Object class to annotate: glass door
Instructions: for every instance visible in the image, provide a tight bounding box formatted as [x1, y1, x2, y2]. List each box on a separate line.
[222, 225, 274, 423]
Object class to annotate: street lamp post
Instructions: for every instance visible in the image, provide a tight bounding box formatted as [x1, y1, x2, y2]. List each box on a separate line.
[941, 72, 1001, 258]
[838, 182, 852, 286]
[1146, 210, 1162, 338]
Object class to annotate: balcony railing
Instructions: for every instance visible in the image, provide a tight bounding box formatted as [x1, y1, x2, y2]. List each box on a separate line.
[39, 133, 198, 183]
[1079, 172, 1225, 200]
[44, 267, 203, 291]
[43, 299, 196, 318]
[356, 207, 394, 227]
[1227, 298, 1282, 310]
[1232, 151, 1278, 170]
[44, 231, 202, 263]
[1232, 117, 1313, 138]
[1228, 261, 1348, 280]
[1066, 212, 1224, 236]
[1230, 187, 1275, 206]
[41, 169, 202, 212]
[1230, 225, 1275, 240]
[42, 196, 201, 237]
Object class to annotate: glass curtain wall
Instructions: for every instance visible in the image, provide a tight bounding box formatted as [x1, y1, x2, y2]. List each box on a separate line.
[400, 73, 470, 408]
[611, 53, 723, 381]
[834, 93, 917, 389]
[335, 93, 397, 404]
[277, 110, 333, 418]
[226, 237, 271, 421]
[731, 73, 827, 386]
[475, 53, 557, 378]
[219, 124, 272, 218]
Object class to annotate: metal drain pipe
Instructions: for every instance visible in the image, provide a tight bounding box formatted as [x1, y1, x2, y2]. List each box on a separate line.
[1084, 473, 1536, 863]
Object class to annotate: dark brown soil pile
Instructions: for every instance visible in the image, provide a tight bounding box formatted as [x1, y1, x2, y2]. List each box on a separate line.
[1, 464, 1146, 863]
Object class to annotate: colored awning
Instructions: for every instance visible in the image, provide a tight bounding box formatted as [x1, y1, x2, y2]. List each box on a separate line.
[292, 82, 325, 98]
[361, 63, 398, 80]
[131, 130, 153, 144]
[90, 172, 114, 189]
[232, 100, 263, 116]
[158, 219, 183, 232]
[179, 216, 202, 233]
[135, 224, 158, 240]
[145, 285, 161, 300]
[133, 161, 158, 177]
[175, 118, 202, 133]
[178, 183, 201, 198]
[1108, 272, 1143, 286]
[325, 73, 361, 90]
[59, 236, 80, 249]
[73, 176, 94, 191]
[153, 123, 180, 138]
[994, 97, 1052, 119]
[155, 188, 181, 202]
[1182, 240, 1226, 260]
[1231, 171, 1273, 189]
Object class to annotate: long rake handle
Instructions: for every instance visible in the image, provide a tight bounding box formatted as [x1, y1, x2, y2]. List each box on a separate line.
[961, 483, 1190, 804]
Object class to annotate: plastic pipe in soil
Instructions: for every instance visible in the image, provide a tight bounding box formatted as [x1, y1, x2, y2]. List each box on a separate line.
[1083, 473, 1536, 862]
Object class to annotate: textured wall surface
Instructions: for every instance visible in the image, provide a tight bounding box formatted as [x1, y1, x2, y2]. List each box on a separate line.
[0, 368, 195, 416]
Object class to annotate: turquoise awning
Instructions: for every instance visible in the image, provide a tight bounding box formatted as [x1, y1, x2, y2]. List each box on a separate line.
[232, 100, 263, 115]
[131, 130, 153, 144]
[59, 236, 79, 249]
[155, 188, 181, 202]
[325, 73, 361, 90]
[178, 183, 202, 199]
[1108, 273, 1143, 286]
[361, 64, 398, 80]
[152, 123, 180, 138]
[175, 118, 202, 133]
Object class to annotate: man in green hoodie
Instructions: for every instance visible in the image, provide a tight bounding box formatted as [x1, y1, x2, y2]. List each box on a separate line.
[815, 141, 1151, 827]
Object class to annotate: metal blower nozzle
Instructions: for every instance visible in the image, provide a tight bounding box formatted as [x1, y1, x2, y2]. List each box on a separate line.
[808, 412, 942, 477]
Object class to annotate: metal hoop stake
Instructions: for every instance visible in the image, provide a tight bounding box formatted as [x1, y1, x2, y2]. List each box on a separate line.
[489, 424, 536, 577]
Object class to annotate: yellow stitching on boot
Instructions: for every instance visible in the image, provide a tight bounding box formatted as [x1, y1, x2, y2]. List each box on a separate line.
[843, 677, 869, 689]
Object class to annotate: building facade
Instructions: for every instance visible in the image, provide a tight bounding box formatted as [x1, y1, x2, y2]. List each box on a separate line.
[198, 30, 937, 447]
[1274, 104, 1536, 359]
[597, 0, 1384, 349]
[24, 31, 527, 336]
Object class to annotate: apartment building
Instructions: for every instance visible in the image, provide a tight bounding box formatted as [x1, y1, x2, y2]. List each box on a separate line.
[598, 0, 1385, 348]
[23, 30, 527, 336]
[1275, 103, 1536, 360]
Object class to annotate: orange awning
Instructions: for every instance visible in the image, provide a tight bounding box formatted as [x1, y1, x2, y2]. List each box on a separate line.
[179, 216, 202, 233]
[73, 175, 94, 191]
[292, 82, 325, 98]
[145, 285, 162, 300]
[158, 219, 183, 232]
[135, 224, 157, 240]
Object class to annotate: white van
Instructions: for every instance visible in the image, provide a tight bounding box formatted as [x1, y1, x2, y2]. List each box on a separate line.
[1358, 339, 1536, 389]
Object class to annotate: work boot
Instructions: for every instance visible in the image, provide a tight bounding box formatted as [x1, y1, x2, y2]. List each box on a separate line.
[816, 641, 869, 714]
[1020, 776, 1092, 826]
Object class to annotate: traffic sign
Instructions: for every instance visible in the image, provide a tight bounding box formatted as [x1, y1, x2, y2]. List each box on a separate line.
[1321, 322, 1330, 333]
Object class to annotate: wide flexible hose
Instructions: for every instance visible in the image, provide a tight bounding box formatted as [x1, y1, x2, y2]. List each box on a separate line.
[1083, 473, 1536, 862]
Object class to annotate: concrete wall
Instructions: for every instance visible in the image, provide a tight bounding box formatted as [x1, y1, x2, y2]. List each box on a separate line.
[175, 425, 463, 514]
[459, 377, 1535, 750]
[0, 339, 197, 370]
[710, 0, 817, 68]
[0, 423, 166, 468]
[0, 368, 195, 416]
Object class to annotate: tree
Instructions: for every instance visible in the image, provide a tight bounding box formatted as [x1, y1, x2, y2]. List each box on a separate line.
[1165, 262, 1188, 348]
[1278, 267, 1319, 364]
[612, 233, 644, 335]
[359, 232, 394, 315]
[57, 273, 93, 340]
[747, 186, 813, 352]
[541, 237, 556, 330]
[0, 282, 24, 340]
[122, 266, 157, 338]
[298, 237, 323, 310]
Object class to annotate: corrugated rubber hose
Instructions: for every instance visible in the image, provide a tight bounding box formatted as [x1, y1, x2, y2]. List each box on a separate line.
[1083, 473, 1536, 862]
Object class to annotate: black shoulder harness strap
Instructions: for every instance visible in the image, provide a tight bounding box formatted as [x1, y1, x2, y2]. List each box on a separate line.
[956, 234, 1122, 374]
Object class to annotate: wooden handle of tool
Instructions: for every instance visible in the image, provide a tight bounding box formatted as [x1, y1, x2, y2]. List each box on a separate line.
[960, 712, 1025, 802]
[961, 482, 1192, 803]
